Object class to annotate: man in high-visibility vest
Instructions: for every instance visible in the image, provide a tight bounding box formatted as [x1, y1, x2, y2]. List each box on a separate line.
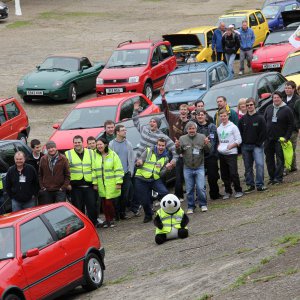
[65, 135, 97, 225]
[134, 137, 174, 223]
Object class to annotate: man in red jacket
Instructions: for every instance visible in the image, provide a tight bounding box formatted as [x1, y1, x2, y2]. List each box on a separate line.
[39, 141, 70, 204]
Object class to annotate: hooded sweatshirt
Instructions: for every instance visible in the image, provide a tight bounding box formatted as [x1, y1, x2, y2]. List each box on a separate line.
[217, 121, 242, 155]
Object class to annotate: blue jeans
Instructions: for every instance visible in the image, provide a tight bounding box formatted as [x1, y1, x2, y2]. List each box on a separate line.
[242, 144, 265, 188]
[225, 53, 236, 74]
[12, 198, 36, 212]
[183, 165, 206, 209]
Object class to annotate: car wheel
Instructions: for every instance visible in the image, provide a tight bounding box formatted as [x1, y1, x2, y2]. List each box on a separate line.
[82, 253, 104, 291]
[4, 294, 22, 300]
[23, 97, 32, 103]
[67, 84, 77, 103]
[143, 82, 153, 100]
[17, 133, 27, 144]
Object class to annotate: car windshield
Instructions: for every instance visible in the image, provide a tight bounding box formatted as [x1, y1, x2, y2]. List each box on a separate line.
[262, 5, 280, 19]
[265, 31, 293, 45]
[282, 55, 300, 76]
[40, 57, 79, 72]
[196, 33, 205, 46]
[0, 227, 14, 260]
[217, 16, 245, 29]
[164, 72, 207, 92]
[202, 82, 255, 110]
[107, 49, 150, 68]
[60, 106, 117, 130]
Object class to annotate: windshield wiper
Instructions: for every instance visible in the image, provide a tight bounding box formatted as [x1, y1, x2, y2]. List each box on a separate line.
[283, 71, 300, 76]
[108, 64, 128, 68]
[52, 67, 70, 72]
[188, 84, 206, 89]
[127, 63, 146, 67]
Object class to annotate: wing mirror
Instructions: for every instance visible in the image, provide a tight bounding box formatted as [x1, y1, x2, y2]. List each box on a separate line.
[26, 248, 39, 258]
[259, 42, 264, 47]
[52, 123, 60, 129]
[81, 66, 89, 71]
[260, 92, 271, 100]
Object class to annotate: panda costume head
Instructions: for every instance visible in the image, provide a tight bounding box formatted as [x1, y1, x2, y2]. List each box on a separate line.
[160, 194, 181, 214]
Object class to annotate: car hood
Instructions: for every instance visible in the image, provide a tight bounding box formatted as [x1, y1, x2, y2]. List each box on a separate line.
[99, 66, 147, 79]
[254, 44, 295, 62]
[154, 89, 207, 104]
[0, 259, 11, 271]
[24, 70, 72, 88]
[163, 34, 202, 47]
[49, 128, 105, 151]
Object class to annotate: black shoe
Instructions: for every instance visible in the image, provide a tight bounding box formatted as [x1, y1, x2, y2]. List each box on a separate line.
[257, 186, 268, 192]
[244, 186, 255, 194]
[272, 180, 282, 185]
[143, 216, 153, 223]
[210, 194, 223, 200]
[290, 168, 297, 173]
[268, 180, 274, 185]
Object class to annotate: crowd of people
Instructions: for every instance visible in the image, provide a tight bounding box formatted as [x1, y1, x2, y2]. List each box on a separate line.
[1, 80, 300, 229]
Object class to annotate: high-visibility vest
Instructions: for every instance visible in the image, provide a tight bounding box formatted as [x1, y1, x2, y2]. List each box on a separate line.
[92, 149, 124, 199]
[136, 148, 167, 180]
[0, 177, 3, 190]
[155, 208, 187, 234]
[65, 148, 93, 182]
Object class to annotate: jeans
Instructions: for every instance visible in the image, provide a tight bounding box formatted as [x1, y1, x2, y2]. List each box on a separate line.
[225, 53, 236, 74]
[0, 194, 5, 214]
[134, 177, 169, 218]
[242, 144, 265, 188]
[204, 156, 220, 199]
[39, 190, 66, 204]
[183, 165, 206, 209]
[264, 139, 284, 183]
[239, 49, 253, 71]
[290, 131, 298, 170]
[219, 154, 242, 194]
[12, 198, 36, 212]
[216, 52, 226, 63]
[175, 156, 184, 198]
[71, 186, 97, 225]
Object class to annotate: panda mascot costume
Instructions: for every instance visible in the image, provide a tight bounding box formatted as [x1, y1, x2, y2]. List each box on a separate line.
[154, 194, 189, 245]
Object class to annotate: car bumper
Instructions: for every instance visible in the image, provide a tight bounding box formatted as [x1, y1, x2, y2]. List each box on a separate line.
[17, 86, 69, 101]
[0, 8, 8, 19]
[96, 83, 143, 97]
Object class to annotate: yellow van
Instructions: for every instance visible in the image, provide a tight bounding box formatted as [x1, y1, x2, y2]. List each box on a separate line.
[281, 50, 300, 86]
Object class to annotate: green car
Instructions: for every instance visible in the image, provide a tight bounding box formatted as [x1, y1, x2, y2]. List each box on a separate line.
[17, 55, 104, 103]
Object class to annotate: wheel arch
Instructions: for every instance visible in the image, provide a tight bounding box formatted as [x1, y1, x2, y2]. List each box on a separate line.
[2, 286, 26, 300]
[84, 247, 105, 270]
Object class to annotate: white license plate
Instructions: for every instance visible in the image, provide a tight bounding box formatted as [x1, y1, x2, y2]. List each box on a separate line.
[106, 88, 123, 94]
[262, 63, 280, 69]
[26, 90, 44, 95]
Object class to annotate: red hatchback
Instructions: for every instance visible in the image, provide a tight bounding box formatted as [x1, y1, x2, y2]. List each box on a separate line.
[49, 92, 160, 152]
[96, 40, 177, 100]
[0, 203, 105, 300]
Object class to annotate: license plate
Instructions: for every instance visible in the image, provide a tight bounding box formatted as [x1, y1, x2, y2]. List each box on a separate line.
[106, 88, 123, 94]
[26, 90, 44, 95]
[262, 63, 280, 69]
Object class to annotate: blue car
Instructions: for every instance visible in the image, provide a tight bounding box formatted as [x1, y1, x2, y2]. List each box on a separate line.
[262, 0, 300, 31]
[153, 62, 232, 111]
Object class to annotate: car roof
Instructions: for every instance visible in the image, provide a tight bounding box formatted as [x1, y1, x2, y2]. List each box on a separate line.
[170, 62, 224, 75]
[220, 10, 260, 16]
[266, 0, 299, 5]
[177, 26, 217, 34]
[117, 41, 161, 49]
[0, 97, 17, 104]
[75, 93, 144, 108]
[46, 54, 84, 59]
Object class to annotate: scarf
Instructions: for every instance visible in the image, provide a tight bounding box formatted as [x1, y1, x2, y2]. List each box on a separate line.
[48, 152, 59, 175]
[215, 104, 231, 127]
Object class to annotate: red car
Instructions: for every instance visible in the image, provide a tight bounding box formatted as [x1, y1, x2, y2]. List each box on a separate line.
[0, 202, 105, 300]
[251, 29, 298, 72]
[48, 92, 160, 152]
[0, 97, 30, 144]
[96, 40, 177, 100]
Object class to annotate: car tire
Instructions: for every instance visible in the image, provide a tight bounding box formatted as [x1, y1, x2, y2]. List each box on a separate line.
[23, 97, 32, 103]
[67, 84, 77, 103]
[17, 133, 27, 144]
[4, 294, 22, 300]
[143, 82, 153, 100]
[82, 253, 104, 291]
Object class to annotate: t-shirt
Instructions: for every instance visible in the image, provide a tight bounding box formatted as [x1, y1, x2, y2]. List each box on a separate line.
[111, 140, 128, 173]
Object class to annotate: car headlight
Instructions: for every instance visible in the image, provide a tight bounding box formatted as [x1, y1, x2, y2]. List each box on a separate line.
[128, 76, 139, 83]
[53, 80, 64, 88]
[96, 77, 104, 85]
[252, 55, 258, 61]
[18, 79, 25, 87]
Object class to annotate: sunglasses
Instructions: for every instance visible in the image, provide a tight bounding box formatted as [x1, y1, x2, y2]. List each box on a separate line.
[246, 103, 254, 107]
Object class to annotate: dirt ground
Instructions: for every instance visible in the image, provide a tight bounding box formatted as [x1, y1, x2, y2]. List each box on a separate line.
[2, 0, 300, 299]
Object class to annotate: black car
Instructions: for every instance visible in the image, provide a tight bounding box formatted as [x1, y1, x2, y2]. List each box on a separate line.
[0, 140, 32, 213]
[0, 1, 8, 20]
[201, 72, 287, 116]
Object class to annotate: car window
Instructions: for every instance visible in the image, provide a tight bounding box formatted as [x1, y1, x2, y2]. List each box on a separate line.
[266, 74, 286, 91]
[217, 65, 229, 81]
[255, 12, 265, 24]
[249, 13, 258, 27]
[5, 102, 20, 120]
[284, 4, 298, 11]
[15, 143, 31, 157]
[209, 69, 219, 86]
[80, 57, 92, 69]
[131, 96, 150, 111]
[207, 31, 213, 46]
[120, 99, 134, 120]
[257, 78, 272, 98]
[0, 106, 6, 124]
[152, 47, 161, 64]
[43, 206, 84, 240]
[159, 44, 171, 60]
[21, 217, 54, 253]
[0, 143, 17, 167]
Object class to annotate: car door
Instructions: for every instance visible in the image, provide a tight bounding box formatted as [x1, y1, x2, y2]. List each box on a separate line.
[249, 13, 260, 46]
[158, 44, 176, 81]
[20, 216, 68, 299]
[2, 101, 21, 140]
[265, 73, 287, 92]
[0, 105, 10, 140]
[256, 77, 273, 101]
[255, 11, 268, 40]
[119, 98, 134, 121]
[78, 57, 96, 92]
[151, 46, 165, 90]
[216, 64, 231, 82]
[282, 3, 299, 28]
[208, 68, 220, 87]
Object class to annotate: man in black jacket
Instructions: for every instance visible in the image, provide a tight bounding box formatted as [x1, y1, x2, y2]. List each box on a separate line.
[264, 92, 294, 184]
[5, 151, 39, 212]
[282, 81, 300, 172]
[238, 98, 267, 192]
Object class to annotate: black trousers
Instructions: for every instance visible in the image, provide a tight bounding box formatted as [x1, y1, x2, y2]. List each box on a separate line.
[115, 172, 133, 218]
[205, 156, 220, 199]
[175, 156, 184, 198]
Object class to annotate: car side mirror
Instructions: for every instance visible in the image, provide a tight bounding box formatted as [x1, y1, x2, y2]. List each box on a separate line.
[260, 92, 271, 100]
[259, 42, 264, 47]
[81, 66, 89, 71]
[152, 59, 159, 66]
[52, 123, 60, 129]
[36, 65, 40, 69]
[26, 248, 39, 258]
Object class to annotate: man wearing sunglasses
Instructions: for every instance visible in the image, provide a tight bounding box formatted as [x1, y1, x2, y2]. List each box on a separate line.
[238, 98, 267, 192]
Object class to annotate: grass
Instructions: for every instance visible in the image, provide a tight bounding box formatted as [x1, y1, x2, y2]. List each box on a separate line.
[277, 247, 286, 255]
[39, 11, 107, 19]
[236, 248, 252, 254]
[6, 21, 32, 29]
[106, 268, 134, 285]
[197, 294, 214, 300]
[230, 266, 261, 289]
[285, 268, 299, 275]
[253, 274, 278, 283]
[260, 256, 273, 265]
[274, 234, 300, 247]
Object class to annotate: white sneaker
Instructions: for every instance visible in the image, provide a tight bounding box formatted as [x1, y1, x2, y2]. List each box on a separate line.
[201, 206, 208, 212]
[186, 209, 194, 215]
[238, 71, 243, 75]
[235, 192, 244, 198]
[223, 193, 231, 200]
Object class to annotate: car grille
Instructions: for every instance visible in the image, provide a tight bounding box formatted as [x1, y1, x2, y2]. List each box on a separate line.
[103, 79, 128, 84]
